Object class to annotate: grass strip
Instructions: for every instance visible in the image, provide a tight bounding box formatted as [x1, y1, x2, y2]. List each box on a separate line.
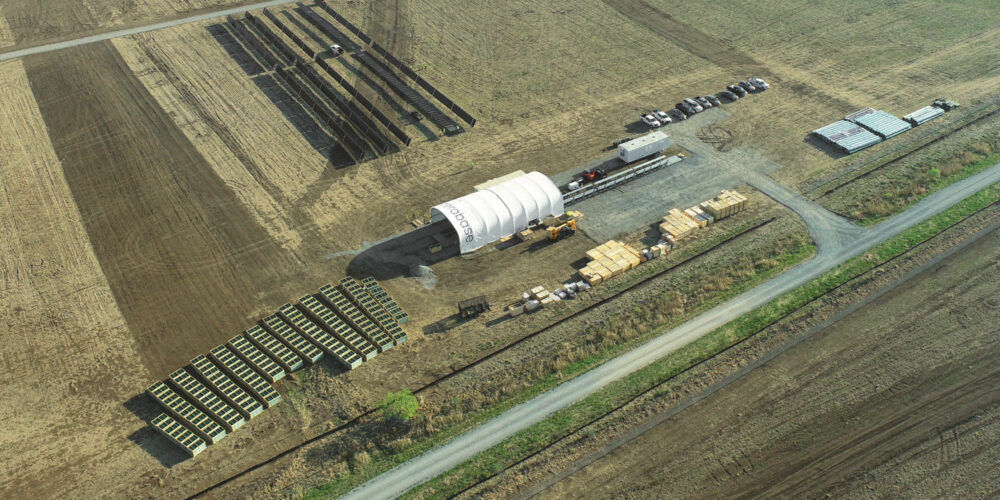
[403, 180, 1000, 499]
[302, 223, 815, 499]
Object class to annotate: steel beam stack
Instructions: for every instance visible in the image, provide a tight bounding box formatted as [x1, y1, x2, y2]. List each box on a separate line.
[209, 345, 282, 408]
[169, 368, 245, 433]
[190, 355, 263, 419]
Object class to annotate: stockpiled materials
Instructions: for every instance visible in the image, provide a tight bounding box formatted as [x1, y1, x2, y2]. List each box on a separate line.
[579, 240, 641, 285]
[700, 189, 748, 220]
[660, 209, 699, 240]
[683, 205, 712, 227]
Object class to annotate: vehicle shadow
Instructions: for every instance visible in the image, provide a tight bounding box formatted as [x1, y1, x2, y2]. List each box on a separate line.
[123, 394, 189, 468]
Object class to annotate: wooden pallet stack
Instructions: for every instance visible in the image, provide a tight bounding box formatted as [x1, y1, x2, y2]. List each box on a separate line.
[659, 209, 700, 240]
[578, 240, 642, 285]
[699, 190, 747, 220]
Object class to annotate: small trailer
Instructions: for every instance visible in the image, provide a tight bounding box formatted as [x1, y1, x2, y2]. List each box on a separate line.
[458, 296, 490, 318]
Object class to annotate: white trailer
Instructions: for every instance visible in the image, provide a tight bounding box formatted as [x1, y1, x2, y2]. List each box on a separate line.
[617, 131, 670, 163]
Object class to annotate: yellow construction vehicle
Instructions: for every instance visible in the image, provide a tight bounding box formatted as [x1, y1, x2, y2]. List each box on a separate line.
[546, 211, 583, 240]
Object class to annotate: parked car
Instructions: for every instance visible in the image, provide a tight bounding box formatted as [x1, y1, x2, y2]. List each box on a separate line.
[682, 98, 704, 112]
[748, 77, 770, 90]
[329, 44, 344, 55]
[727, 84, 747, 97]
[411, 110, 424, 121]
[640, 113, 661, 128]
[675, 102, 697, 117]
[653, 109, 673, 124]
[705, 94, 722, 107]
[612, 136, 634, 147]
[719, 90, 739, 101]
[695, 96, 712, 109]
[667, 108, 687, 121]
[738, 80, 757, 92]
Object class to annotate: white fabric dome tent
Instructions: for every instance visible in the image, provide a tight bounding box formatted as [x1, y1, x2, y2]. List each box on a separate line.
[430, 171, 564, 254]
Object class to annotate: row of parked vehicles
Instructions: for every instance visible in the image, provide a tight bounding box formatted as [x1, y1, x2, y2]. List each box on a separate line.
[639, 78, 769, 128]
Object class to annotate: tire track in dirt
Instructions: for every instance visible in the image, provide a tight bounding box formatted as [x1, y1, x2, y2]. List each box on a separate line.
[602, 0, 761, 71]
[24, 41, 300, 377]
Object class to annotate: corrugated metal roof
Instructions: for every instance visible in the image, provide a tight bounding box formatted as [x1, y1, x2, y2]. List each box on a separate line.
[812, 120, 882, 153]
[903, 106, 944, 125]
[847, 109, 912, 139]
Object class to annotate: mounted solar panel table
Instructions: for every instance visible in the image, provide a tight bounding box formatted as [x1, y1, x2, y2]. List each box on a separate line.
[281, 302, 363, 369]
[190, 355, 263, 419]
[151, 413, 207, 457]
[209, 345, 282, 408]
[148, 381, 227, 445]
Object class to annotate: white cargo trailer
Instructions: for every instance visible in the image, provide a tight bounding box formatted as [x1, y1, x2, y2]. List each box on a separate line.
[617, 131, 670, 163]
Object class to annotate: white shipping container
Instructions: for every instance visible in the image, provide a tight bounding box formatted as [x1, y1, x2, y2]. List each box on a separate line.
[617, 131, 670, 163]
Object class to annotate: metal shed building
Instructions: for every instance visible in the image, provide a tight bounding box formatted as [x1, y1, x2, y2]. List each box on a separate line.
[431, 171, 564, 253]
[812, 120, 882, 154]
[845, 107, 912, 139]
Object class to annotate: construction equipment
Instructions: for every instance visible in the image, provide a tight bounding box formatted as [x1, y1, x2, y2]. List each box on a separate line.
[458, 296, 490, 318]
[546, 211, 583, 240]
[932, 98, 959, 111]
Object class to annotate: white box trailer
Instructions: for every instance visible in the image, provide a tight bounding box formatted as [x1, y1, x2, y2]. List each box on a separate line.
[617, 131, 670, 163]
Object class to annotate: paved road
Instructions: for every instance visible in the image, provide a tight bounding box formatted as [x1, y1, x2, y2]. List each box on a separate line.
[0, 0, 295, 62]
[340, 162, 1000, 500]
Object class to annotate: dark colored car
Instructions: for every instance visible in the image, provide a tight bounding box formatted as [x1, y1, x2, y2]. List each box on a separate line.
[676, 101, 697, 116]
[695, 96, 712, 109]
[719, 90, 739, 101]
[667, 108, 687, 121]
[705, 94, 722, 107]
[612, 136, 634, 147]
[738, 80, 757, 92]
[727, 84, 747, 97]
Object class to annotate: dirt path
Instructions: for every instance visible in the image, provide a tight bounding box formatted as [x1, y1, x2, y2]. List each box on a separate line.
[542, 227, 1000, 499]
[23, 41, 300, 378]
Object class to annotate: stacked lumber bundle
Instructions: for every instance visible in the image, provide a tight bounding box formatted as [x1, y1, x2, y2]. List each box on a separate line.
[684, 205, 713, 227]
[659, 209, 699, 240]
[699, 190, 748, 220]
[578, 240, 642, 285]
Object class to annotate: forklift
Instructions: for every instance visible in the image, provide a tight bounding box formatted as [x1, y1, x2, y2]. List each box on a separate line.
[546, 211, 584, 240]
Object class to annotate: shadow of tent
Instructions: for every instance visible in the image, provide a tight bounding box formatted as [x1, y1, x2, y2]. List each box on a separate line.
[347, 220, 460, 280]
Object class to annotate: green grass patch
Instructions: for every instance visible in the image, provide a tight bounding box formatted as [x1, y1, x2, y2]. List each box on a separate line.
[403, 180, 1000, 499]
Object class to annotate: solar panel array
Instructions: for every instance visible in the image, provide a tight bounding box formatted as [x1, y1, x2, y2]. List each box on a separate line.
[263, 314, 324, 364]
[297, 4, 360, 52]
[226, 16, 281, 70]
[320, 284, 394, 352]
[339, 277, 407, 344]
[169, 368, 245, 433]
[274, 65, 367, 160]
[299, 292, 378, 361]
[370, 41, 476, 127]
[144, 276, 405, 457]
[210, 345, 283, 408]
[148, 381, 227, 445]
[294, 60, 393, 154]
[263, 8, 316, 59]
[280, 302, 363, 369]
[229, 333, 286, 383]
[354, 51, 460, 134]
[313, 57, 412, 146]
[245, 12, 297, 65]
[245, 324, 304, 373]
[362, 276, 409, 323]
[190, 355, 263, 419]
[152, 413, 207, 457]
[316, 1, 370, 44]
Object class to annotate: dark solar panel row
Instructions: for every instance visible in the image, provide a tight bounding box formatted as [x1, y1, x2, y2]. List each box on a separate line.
[262, 8, 316, 60]
[296, 4, 360, 52]
[314, 58, 411, 146]
[354, 51, 460, 134]
[295, 60, 392, 154]
[245, 12, 296, 65]
[315, 1, 371, 44]
[370, 42, 476, 127]
[226, 16, 281, 70]
[274, 65, 367, 161]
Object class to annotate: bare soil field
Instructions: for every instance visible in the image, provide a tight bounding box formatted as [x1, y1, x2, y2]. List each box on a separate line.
[540, 222, 1000, 499]
[2, 0, 999, 498]
[0, 0, 258, 49]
